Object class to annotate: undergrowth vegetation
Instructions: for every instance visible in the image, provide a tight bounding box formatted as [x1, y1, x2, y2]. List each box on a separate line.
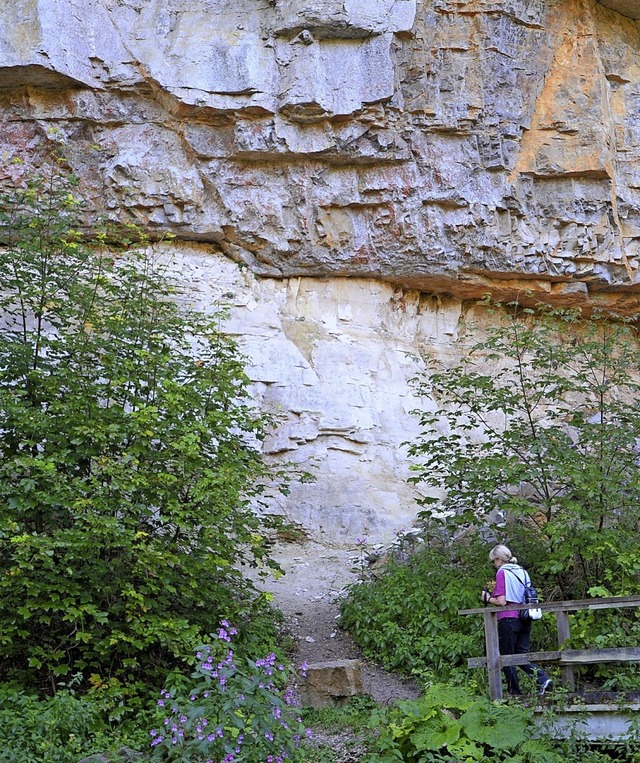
[367, 684, 554, 763]
[0, 674, 168, 763]
[340, 543, 488, 680]
[364, 684, 640, 763]
[342, 304, 640, 693]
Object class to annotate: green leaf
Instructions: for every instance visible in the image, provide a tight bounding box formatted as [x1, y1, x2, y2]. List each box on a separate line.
[0, 160, 290, 687]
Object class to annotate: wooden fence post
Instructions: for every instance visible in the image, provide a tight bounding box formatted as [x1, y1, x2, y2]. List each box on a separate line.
[556, 610, 575, 691]
[483, 609, 502, 700]
[461, 596, 640, 700]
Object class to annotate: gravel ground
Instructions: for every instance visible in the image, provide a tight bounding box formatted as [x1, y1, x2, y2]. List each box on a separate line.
[256, 541, 420, 702]
[252, 540, 421, 761]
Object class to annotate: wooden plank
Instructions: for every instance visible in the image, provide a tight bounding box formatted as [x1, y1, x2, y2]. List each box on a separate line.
[459, 594, 640, 617]
[469, 651, 561, 669]
[534, 704, 640, 742]
[556, 611, 575, 691]
[483, 609, 503, 700]
[468, 647, 640, 670]
[560, 648, 640, 665]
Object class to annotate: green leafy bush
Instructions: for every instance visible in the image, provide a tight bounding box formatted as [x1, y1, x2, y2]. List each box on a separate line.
[365, 684, 562, 763]
[0, 161, 283, 688]
[408, 304, 640, 602]
[343, 304, 640, 687]
[150, 621, 311, 763]
[340, 544, 487, 679]
[404, 304, 640, 686]
[0, 681, 156, 762]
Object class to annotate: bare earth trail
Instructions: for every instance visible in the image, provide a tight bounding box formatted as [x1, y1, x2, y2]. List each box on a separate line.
[250, 541, 421, 761]
[254, 541, 421, 704]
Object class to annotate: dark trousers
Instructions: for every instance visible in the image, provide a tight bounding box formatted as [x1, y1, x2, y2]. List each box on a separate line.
[497, 617, 547, 695]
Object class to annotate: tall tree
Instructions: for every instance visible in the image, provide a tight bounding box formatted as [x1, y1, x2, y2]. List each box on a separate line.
[408, 305, 640, 601]
[0, 162, 279, 689]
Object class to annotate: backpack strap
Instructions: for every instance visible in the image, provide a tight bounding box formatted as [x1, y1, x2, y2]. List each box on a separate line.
[505, 567, 530, 586]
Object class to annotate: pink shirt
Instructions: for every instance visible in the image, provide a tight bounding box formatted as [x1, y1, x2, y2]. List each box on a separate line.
[494, 568, 519, 620]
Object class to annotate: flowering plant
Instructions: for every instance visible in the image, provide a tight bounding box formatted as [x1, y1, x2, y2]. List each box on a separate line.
[150, 622, 312, 762]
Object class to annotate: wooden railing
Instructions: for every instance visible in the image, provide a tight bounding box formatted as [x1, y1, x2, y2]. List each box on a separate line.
[458, 595, 640, 700]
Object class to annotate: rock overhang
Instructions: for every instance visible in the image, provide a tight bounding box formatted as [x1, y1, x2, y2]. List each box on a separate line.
[2, 0, 640, 544]
[0, 0, 640, 315]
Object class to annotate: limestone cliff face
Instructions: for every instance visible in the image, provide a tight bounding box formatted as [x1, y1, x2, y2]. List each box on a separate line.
[1, 0, 640, 542]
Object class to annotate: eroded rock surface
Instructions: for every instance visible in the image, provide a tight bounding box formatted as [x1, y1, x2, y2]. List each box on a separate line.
[162, 244, 446, 541]
[2, 0, 640, 542]
[1, 0, 640, 311]
[597, 1, 639, 21]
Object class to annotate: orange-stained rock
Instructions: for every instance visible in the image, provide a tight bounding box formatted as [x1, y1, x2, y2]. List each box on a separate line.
[0, 0, 639, 305]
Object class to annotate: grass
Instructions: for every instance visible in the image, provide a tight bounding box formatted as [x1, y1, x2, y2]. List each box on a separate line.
[300, 695, 379, 762]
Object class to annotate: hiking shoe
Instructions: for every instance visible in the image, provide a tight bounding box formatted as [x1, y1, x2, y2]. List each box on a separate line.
[538, 678, 552, 695]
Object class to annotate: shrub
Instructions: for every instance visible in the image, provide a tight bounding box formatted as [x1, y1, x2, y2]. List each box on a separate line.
[408, 304, 640, 602]
[149, 621, 311, 763]
[394, 303, 640, 686]
[339, 543, 487, 680]
[343, 304, 640, 686]
[365, 683, 563, 763]
[0, 681, 154, 762]
[0, 160, 283, 688]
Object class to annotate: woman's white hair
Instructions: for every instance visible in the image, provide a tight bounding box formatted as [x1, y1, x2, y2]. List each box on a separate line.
[489, 544, 518, 565]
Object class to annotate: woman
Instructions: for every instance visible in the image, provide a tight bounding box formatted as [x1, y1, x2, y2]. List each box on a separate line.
[481, 544, 552, 696]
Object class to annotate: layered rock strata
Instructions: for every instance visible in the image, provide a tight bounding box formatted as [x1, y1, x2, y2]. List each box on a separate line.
[1, 0, 640, 540]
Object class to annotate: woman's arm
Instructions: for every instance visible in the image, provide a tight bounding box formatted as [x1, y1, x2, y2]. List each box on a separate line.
[485, 569, 507, 606]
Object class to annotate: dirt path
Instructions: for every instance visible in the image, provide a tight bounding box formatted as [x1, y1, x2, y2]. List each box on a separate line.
[255, 541, 421, 705]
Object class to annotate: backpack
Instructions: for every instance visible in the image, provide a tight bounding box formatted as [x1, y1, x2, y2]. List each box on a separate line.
[507, 568, 542, 621]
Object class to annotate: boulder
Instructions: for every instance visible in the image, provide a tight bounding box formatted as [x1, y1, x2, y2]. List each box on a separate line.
[300, 659, 364, 709]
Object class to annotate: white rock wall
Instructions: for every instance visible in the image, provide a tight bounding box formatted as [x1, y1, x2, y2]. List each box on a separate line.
[164, 243, 470, 543]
